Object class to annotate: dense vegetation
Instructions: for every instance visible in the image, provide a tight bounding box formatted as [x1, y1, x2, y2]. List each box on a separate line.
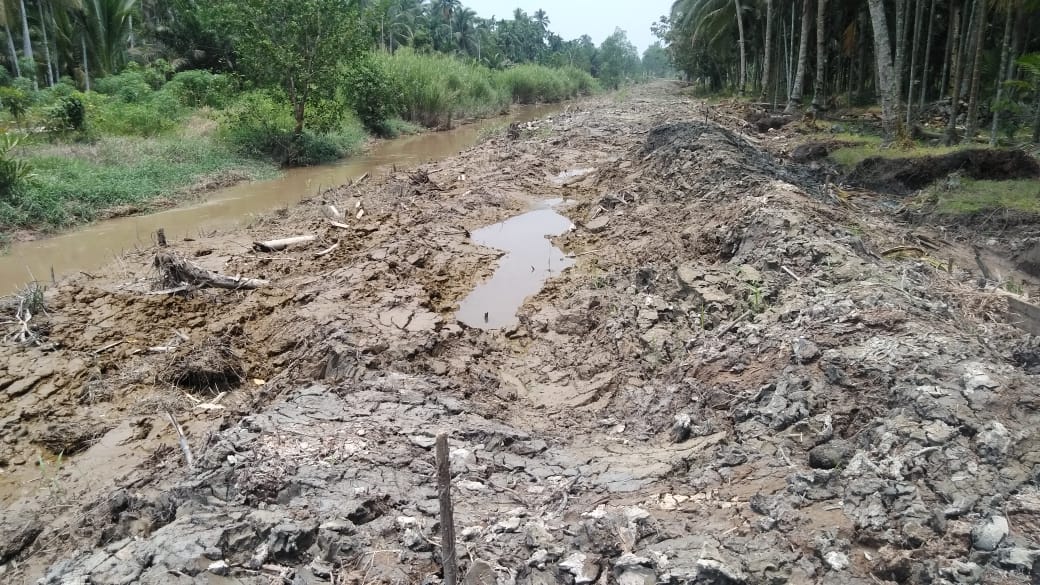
[664, 0, 1040, 144]
[0, 0, 663, 235]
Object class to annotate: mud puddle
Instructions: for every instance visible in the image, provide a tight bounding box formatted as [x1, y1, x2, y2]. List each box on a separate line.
[457, 202, 574, 329]
[0, 104, 564, 295]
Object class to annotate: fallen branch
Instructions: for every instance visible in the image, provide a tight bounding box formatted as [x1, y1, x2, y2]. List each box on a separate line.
[328, 220, 352, 229]
[717, 310, 753, 336]
[781, 266, 801, 281]
[164, 408, 194, 468]
[314, 241, 341, 258]
[154, 253, 269, 291]
[252, 235, 317, 253]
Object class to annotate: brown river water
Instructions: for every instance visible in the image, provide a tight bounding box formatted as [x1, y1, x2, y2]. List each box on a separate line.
[0, 104, 563, 295]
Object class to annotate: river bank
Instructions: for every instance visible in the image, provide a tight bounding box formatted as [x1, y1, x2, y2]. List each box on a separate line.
[2, 81, 1040, 584]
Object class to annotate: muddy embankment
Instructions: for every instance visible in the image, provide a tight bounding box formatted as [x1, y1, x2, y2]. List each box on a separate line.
[2, 81, 1040, 585]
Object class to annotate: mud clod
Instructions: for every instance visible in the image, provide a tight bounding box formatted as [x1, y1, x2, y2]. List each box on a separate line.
[847, 148, 1040, 194]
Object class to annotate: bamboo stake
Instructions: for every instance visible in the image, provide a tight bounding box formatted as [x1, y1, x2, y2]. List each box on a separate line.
[435, 433, 458, 585]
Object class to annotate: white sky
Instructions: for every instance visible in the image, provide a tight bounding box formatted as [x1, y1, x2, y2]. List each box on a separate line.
[462, 0, 673, 54]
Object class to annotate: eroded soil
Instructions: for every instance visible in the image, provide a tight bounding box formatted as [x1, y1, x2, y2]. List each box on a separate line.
[2, 82, 1040, 585]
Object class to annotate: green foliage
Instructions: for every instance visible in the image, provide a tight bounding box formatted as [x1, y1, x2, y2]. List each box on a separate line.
[166, 70, 234, 108]
[45, 96, 88, 134]
[0, 87, 31, 122]
[0, 134, 36, 202]
[94, 71, 154, 103]
[375, 49, 508, 128]
[928, 178, 1040, 216]
[498, 64, 596, 104]
[219, 90, 364, 166]
[207, 0, 369, 134]
[598, 28, 641, 90]
[93, 90, 184, 136]
[342, 55, 402, 135]
[0, 136, 274, 231]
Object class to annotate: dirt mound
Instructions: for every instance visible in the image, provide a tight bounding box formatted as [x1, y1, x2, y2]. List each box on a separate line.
[847, 148, 1040, 194]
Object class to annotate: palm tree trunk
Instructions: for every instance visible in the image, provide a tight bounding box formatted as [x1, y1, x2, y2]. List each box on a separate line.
[81, 32, 90, 92]
[761, 0, 773, 103]
[811, 0, 827, 109]
[38, 1, 53, 86]
[945, 0, 964, 144]
[5, 26, 20, 78]
[906, 0, 925, 127]
[734, 0, 747, 94]
[919, 0, 938, 110]
[18, 0, 33, 69]
[867, 0, 901, 140]
[964, 0, 988, 139]
[989, 3, 1013, 145]
[894, 0, 906, 103]
[786, 0, 812, 112]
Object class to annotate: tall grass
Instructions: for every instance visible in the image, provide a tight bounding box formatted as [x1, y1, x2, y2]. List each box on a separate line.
[373, 50, 597, 128]
[375, 49, 509, 128]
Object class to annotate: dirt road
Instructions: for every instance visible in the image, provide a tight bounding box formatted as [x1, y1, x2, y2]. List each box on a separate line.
[2, 81, 1039, 585]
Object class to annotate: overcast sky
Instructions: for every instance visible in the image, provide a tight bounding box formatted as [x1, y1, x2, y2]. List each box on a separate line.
[463, 0, 673, 54]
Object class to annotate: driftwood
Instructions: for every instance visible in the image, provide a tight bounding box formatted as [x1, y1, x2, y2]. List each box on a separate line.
[314, 242, 340, 258]
[154, 253, 269, 291]
[322, 205, 343, 220]
[253, 235, 317, 253]
[435, 433, 458, 585]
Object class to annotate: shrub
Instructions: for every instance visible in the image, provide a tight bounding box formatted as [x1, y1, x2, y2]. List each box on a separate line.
[342, 56, 401, 135]
[45, 95, 87, 134]
[0, 86, 31, 122]
[166, 69, 233, 108]
[94, 71, 154, 103]
[0, 134, 36, 202]
[93, 90, 183, 136]
[219, 90, 363, 166]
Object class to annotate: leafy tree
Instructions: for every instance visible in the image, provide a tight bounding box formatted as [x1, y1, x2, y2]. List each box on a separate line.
[642, 42, 673, 78]
[598, 28, 639, 89]
[207, 0, 368, 136]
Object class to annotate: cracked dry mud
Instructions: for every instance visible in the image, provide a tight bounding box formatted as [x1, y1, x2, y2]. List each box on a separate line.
[2, 81, 1040, 585]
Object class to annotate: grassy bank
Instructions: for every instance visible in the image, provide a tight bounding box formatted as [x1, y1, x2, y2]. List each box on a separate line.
[3, 136, 276, 230]
[0, 54, 597, 237]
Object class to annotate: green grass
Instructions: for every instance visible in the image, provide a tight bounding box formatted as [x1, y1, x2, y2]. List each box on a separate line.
[928, 178, 1040, 216]
[830, 140, 970, 168]
[0, 135, 276, 231]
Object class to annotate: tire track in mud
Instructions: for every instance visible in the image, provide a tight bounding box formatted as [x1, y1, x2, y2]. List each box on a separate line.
[3, 82, 1040, 585]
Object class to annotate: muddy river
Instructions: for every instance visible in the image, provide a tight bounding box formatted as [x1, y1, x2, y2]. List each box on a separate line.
[0, 104, 563, 295]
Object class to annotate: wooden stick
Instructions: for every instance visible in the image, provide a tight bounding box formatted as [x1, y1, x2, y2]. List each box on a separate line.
[781, 266, 801, 281]
[156, 228, 167, 248]
[435, 433, 458, 585]
[252, 235, 317, 253]
[328, 220, 352, 230]
[154, 253, 269, 291]
[323, 205, 343, 220]
[314, 242, 341, 258]
[165, 408, 194, 468]
[717, 310, 752, 336]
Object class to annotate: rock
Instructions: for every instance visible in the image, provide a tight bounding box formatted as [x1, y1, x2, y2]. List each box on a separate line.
[207, 560, 230, 576]
[409, 435, 437, 449]
[695, 558, 747, 583]
[670, 413, 693, 443]
[808, 440, 852, 470]
[450, 448, 477, 474]
[940, 561, 984, 584]
[963, 372, 998, 393]
[974, 422, 1011, 463]
[0, 516, 42, 564]
[823, 551, 849, 571]
[560, 552, 601, 584]
[493, 517, 522, 533]
[586, 216, 610, 233]
[970, 516, 1009, 551]
[792, 338, 820, 364]
[617, 568, 656, 585]
[310, 559, 333, 579]
[464, 560, 496, 585]
[996, 547, 1039, 572]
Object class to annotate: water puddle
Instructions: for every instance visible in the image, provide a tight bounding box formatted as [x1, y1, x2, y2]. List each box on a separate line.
[0, 104, 564, 295]
[457, 204, 575, 329]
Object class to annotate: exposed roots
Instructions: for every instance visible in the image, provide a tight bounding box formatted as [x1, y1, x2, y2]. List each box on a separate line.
[159, 337, 245, 393]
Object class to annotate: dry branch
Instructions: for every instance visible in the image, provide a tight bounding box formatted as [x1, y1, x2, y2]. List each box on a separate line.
[154, 253, 269, 291]
[435, 433, 458, 585]
[252, 235, 317, 253]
